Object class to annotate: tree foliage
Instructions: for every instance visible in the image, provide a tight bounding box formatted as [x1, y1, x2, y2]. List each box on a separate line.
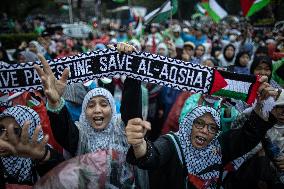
[0, 0, 50, 20]
[130, 0, 165, 10]
[1, 0, 283, 22]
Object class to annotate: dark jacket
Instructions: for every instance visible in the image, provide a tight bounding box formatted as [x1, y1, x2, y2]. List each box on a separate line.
[47, 78, 142, 156]
[126, 111, 276, 189]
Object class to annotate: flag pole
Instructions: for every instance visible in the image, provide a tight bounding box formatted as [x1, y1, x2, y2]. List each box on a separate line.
[67, 0, 73, 23]
[128, 0, 132, 23]
[170, 1, 173, 22]
[170, 0, 173, 29]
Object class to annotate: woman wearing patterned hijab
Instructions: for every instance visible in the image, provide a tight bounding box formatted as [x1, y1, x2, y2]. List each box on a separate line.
[35, 46, 146, 188]
[0, 105, 64, 187]
[126, 77, 280, 189]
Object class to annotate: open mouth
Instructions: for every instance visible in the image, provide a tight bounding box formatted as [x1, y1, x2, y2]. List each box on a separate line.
[195, 136, 207, 146]
[93, 116, 104, 126]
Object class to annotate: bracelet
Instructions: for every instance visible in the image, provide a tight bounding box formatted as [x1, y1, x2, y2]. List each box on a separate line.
[46, 97, 65, 113]
[37, 145, 49, 163]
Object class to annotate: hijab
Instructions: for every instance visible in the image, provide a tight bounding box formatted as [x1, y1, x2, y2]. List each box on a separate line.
[19, 51, 39, 62]
[0, 105, 43, 183]
[223, 44, 236, 62]
[76, 88, 128, 154]
[75, 88, 134, 187]
[218, 44, 236, 67]
[94, 43, 106, 51]
[234, 51, 250, 67]
[156, 42, 169, 57]
[176, 106, 222, 188]
[232, 51, 250, 75]
[29, 41, 47, 55]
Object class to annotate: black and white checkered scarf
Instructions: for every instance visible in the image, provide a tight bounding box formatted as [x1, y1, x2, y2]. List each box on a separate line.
[0, 105, 43, 183]
[176, 106, 222, 188]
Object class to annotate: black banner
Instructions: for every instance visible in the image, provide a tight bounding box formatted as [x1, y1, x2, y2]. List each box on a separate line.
[0, 48, 220, 94]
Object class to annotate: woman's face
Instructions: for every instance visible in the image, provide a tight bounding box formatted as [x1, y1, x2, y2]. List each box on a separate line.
[0, 117, 21, 156]
[239, 54, 250, 66]
[253, 62, 272, 78]
[157, 47, 167, 56]
[173, 32, 180, 38]
[202, 60, 215, 68]
[85, 96, 112, 130]
[225, 46, 235, 59]
[28, 43, 37, 54]
[18, 54, 26, 63]
[273, 106, 284, 124]
[150, 27, 157, 34]
[195, 45, 205, 58]
[56, 42, 64, 52]
[145, 45, 152, 53]
[190, 113, 217, 149]
[182, 46, 194, 61]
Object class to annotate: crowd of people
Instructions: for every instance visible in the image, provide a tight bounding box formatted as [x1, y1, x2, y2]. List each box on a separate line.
[1, 15, 284, 189]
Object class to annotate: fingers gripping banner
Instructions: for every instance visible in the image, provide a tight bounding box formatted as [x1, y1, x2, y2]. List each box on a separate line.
[0, 48, 259, 104]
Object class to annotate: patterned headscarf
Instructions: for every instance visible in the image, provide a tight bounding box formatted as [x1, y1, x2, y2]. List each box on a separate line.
[0, 105, 43, 183]
[19, 51, 39, 62]
[76, 88, 128, 154]
[29, 41, 47, 55]
[176, 106, 222, 188]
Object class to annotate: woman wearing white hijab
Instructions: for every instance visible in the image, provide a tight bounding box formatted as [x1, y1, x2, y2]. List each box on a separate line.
[29, 41, 47, 55]
[34, 44, 146, 188]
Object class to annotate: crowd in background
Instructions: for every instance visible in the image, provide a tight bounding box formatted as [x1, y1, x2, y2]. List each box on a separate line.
[1, 14, 284, 189]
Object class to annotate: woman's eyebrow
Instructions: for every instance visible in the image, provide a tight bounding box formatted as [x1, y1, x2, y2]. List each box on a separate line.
[99, 98, 108, 103]
[198, 119, 216, 125]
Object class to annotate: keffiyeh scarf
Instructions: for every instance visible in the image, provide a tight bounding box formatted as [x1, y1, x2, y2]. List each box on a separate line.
[176, 106, 222, 188]
[0, 105, 43, 183]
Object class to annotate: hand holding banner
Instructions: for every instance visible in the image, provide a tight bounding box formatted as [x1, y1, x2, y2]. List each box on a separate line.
[0, 47, 260, 105]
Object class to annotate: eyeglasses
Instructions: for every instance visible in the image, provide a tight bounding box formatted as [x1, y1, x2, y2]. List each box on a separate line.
[274, 106, 284, 114]
[0, 124, 22, 137]
[193, 118, 218, 134]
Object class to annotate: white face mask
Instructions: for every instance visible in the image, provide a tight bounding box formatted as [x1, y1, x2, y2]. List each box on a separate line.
[229, 35, 237, 42]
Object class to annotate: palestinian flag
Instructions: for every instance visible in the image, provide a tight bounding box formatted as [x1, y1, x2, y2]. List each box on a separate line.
[201, 0, 228, 23]
[240, 0, 270, 17]
[212, 70, 261, 105]
[144, 0, 178, 24]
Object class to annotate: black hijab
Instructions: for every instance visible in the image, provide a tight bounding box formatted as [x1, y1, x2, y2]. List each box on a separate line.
[223, 44, 236, 62]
